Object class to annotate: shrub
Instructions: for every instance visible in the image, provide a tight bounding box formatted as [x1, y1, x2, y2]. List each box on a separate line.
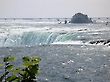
[0, 56, 41, 82]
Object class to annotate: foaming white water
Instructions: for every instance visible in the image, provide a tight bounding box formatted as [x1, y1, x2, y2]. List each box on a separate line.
[52, 41, 83, 45]
[0, 18, 110, 47]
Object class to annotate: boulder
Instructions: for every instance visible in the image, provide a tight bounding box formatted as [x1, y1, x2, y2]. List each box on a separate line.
[71, 13, 92, 23]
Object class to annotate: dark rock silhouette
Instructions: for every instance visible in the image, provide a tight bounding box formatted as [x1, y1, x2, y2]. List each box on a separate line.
[71, 13, 92, 23]
[89, 39, 110, 46]
[64, 20, 67, 24]
[106, 22, 109, 25]
[103, 39, 110, 45]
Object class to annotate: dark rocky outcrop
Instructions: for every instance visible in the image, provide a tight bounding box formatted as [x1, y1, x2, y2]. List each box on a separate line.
[89, 39, 110, 46]
[71, 13, 92, 23]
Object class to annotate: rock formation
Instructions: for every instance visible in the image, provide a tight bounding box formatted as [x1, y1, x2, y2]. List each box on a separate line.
[89, 39, 110, 46]
[71, 13, 92, 23]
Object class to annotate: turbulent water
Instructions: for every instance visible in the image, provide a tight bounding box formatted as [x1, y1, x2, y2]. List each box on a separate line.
[0, 18, 110, 82]
[0, 18, 110, 47]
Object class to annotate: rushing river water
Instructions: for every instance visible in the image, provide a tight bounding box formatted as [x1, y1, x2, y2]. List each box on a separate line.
[0, 18, 110, 82]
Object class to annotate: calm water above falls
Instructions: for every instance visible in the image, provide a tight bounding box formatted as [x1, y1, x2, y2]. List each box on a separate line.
[0, 18, 110, 82]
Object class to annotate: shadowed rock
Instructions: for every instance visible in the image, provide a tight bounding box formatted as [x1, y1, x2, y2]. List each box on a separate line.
[103, 39, 110, 45]
[89, 39, 110, 46]
[71, 13, 92, 23]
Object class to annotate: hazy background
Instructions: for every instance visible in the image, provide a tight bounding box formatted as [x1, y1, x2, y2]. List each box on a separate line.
[0, 0, 110, 18]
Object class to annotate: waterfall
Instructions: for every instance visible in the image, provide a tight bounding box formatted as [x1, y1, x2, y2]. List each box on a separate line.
[0, 31, 88, 47]
[0, 32, 58, 47]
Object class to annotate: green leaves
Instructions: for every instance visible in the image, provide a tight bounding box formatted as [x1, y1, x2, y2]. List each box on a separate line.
[31, 56, 41, 64]
[12, 68, 21, 75]
[22, 56, 41, 81]
[22, 56, 32, 67]
[0, 56, 41, 82]
[6, 75, 20, 82]
[0, 64, 3, 67]
[6, 65, 14, 71]
[23, 56, 41, 67]
[4, 56, 16, 62]
[0, 71, 9, 81]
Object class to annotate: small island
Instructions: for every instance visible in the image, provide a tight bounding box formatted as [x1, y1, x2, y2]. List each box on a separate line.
[71, 13, 93, 23]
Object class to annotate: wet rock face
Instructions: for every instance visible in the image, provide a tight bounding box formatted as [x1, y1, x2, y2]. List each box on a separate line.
[71, 13, 92, 23]
[89, 39, 110, 46]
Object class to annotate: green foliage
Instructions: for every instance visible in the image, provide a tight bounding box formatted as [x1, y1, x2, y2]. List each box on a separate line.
[0, 56, 41, 82]
[3, 56, 16, 62]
